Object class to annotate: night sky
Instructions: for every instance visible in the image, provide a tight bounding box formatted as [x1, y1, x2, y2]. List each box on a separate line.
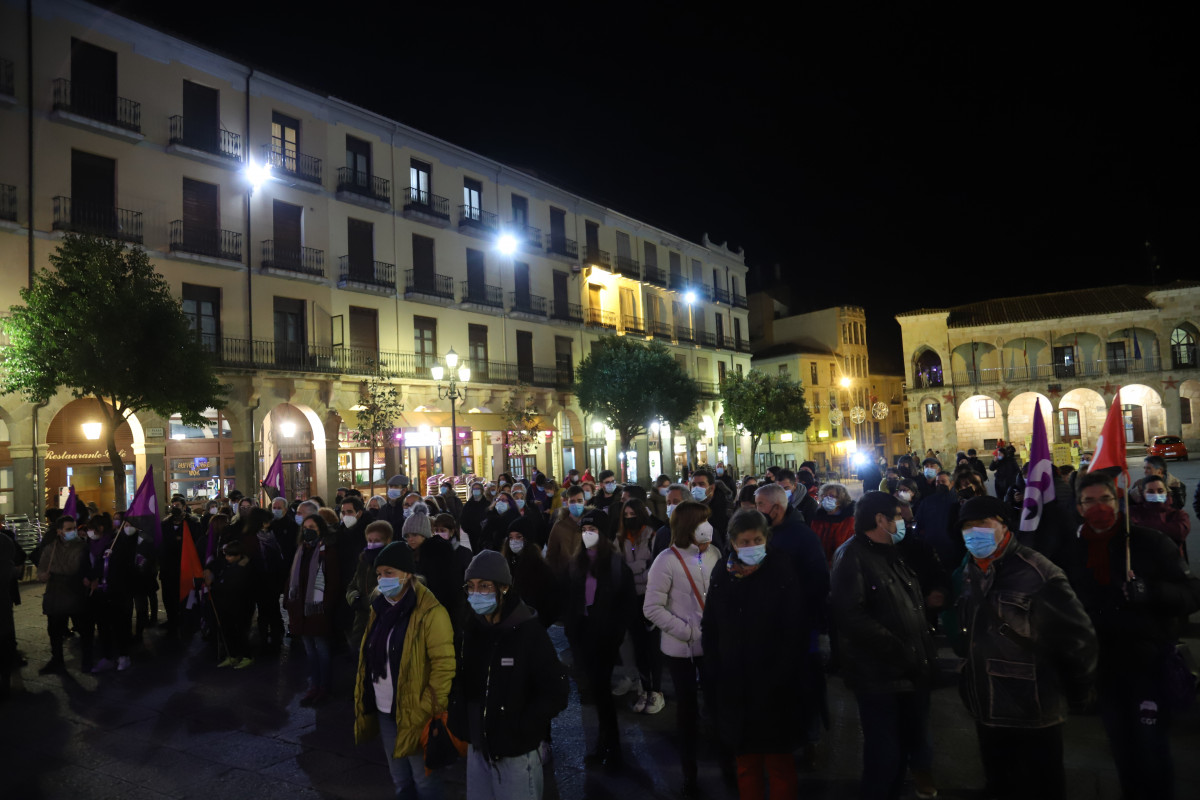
[95, 2, 1200, 372]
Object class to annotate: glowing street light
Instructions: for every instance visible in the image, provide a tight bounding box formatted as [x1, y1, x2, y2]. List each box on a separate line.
[496, 233, 518, 256]
[81, 422, 102, 440]
[684, 290, 697, 304]
[840, 376, 852, 388]
[244, 157, 272, 194]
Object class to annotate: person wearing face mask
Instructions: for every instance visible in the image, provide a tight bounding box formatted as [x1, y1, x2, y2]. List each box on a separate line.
[777, 468, 818, 525]
[651, 483, 692, 557]
[613, 499, 664, 714]
[1065, 473, 1200, 800]
[714, 461, 736, 495]
[954, 496, 1097, 800]
[914, 457, 943, 502]
[830, 491, 936, 800]
[208, 541, 256, 670]
[687, 465, 729, 553]
[437, 479, 463, 519]
[481, 492, 520, 553]
[1129, 475, 1190, 559]
[36, 516, 89, 674]
[432, 512, 471, 567]
[450, 550, 569, 798]
[989, 446, 1019, 504]
[270, 498, 301, 583]
[580, 480, 596, 508]
[914, 471, 963, 571]
[460, 481, 490, 555]
[403, 502, 463, 627]
[810, 483, 856, 568]
[545, 485, 586, 575]
[591, 470, 620, 513]
[507, 483, 548, 550]
[347, 520, 394, 651]
[82, 513, 137, 673]
[287, 514, 343, 705]
[562, 510, 638, 772]
[702, 510, 807, 800]
[643, 501, 723, 796]
[646, 475, 671, 522]
[502, 516, 560, 628]
[353, 541, 455, 800]
[160, 499, 203, 635]
[237, 507, 285, 656]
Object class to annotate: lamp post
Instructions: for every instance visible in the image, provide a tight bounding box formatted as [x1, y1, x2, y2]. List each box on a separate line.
[431, 347, 471, 477]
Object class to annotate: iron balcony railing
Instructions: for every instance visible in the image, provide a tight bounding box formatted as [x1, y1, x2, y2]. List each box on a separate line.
[950, 359, 1133, 385]
[669, 272, 689, 292]
[737, 337, 752, 353]
[169, 220, 242, 261]
[732, 292, 748, 309]
[623, 315, 646, 335]
[675, 324, 695, 343]
[551, 300, 584, 324]
[545, 233, 578, 258]
[585, 308, 617, 329]
[167, 116, 241, 160]
[459, 205, 499, 232]
[509, 292, 548, 316]
[715, 334, 728, 350]
[52, 196, 143, 243]
[52, 78, 141, 133]
[0, 183, 15, 222]
[0, 59, 12, 97]
[697, 331, 717, 348]
[263, 141, 322, 184]
[650, 320, 673, 339]
[261, 240, 324, 277]
[696, 381, 720, 398]
[644, 264, 667, 286]
[614, 255, 641, 280]
[461, 281, 504, 308]
[338, 256, 395, 289]
[712, 287, 731, 304]
[514, 224, 542, 249]
[405, 269, 454, 299]
[405, 187, 450, 217]
[583, 246, 611, 270]
[337, 169, 390, 203]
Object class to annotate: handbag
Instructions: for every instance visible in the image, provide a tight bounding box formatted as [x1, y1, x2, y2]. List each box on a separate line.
[421, 712, 468, 772]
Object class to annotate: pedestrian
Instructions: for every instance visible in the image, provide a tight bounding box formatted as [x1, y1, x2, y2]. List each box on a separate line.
[1129, 455, 1187, 511]
[404, 502, 464, 625]
[810, 482, 856, 568]
[702, 509, 807, 800]
[544, 485, 585, 575]
[130, 513, 160, 643]
[562, 510, 638, 772]
[376, 473, 413, 530]
[286, 513, 342, 705]
[210, 541, 256, 669]
[509, 483, 548, 549]
[481, 491, 520, 553]
[346, 519, 393, 652]
[650, 483, 689, 556]
[715, 461, 736, 495]
[643, 500, 722, 797]
[1065, 472, 1200, 799]
[777, 468, 818, 524]
[452, 549, 570, 799]
[88, 513, 138, 673]
[647, 474, 672, 522]
[989, 447, 1019, 503]
[502, 516, 560, 626]
[1130, 474, 1190, 559]
[432, 512, 473, 574]
[592, 470, 621, 512]
[353, 541, 455, 800]
[243, 507, 286, 655]
[830, 491, 936, 800]
[437, 479, 463, 519]
[613, 499, 665, 714]
[688, 465, 729, 552]
[36, 515, 89, 674]
[954, 496, 1098, 800]
[914, 471, 962, 571]
[459, 481, 489, 554]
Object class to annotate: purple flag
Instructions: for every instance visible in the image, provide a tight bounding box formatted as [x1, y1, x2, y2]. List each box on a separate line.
[1133, 331, 1142, 360]
[61, 485, 78, 519]
[262, 452, 285, 500]
[1020, 399, 1057, 532]
[127, 466, 163, 548]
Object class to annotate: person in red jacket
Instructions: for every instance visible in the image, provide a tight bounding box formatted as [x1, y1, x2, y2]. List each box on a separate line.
[811, 483, 856, 568]
[1130, 475, 1191, 560]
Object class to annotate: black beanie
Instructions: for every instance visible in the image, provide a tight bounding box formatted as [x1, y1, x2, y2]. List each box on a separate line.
[958, 496, 1011, 529]
[375, 541, 415, 573]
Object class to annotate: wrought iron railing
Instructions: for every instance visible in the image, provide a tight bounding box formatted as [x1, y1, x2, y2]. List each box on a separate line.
[736, 337, 752, 353]
[650, 320, 673, 339]
[261, 240, 324, 277]
[669, 272, 689, 292]
[459, 205, 499, 232]
[404, 187, 449, 217]
[545, 233, 578, 258]
[583, 246, 611, 269]
[52, 196, 143, 243]
[585, 308, 617, 329]
[338, 256, 395, 289]
[167, 116, 241, 160]
[644, 265, 667, 285]
[696, 331, 717, 348]
[614, 255, 641, 280]
[712, 287, 731, 304]
[551, 300, 584, 324]
[461, 281, 503, 308]
[52, 78, 141, 132]
[622, 315, 646, 335]
[263, 141, 322, 184]
[515, 224, 542, 249]
[337, 168, 390, 203]
[169, 221, 242, 260]
[509, 292, 548, 316]
[404, 269, 454, 299]
[675, 324, 695, 343]
[1171, 346, 1198, 370]
[732, 292, 748, 309]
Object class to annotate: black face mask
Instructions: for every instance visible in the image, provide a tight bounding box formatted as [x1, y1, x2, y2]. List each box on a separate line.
[957, 488, 975, 500]
[935, 484, 951, 494]
[885, 478, 899, 491]
[171, 507, 183, 518]
[301, 530, 319, 545]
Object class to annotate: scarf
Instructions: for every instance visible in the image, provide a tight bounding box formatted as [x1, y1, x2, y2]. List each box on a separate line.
[973, 530, 1013, 573]
[366, 587, 416, 685]
[1079, 522, 1119, 587]
[289, 542, 326, 616]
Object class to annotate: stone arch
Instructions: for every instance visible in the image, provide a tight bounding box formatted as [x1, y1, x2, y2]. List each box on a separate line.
[1058, 388, 1106, 449]
[261, 402, 327, 501]
[44, 398, 145, 513]
[1169, 323, 1199, 369]
[1105, 326, 1160, 369]
[1000, 336, 1050, 380]
[1120, 384, 1164, 444]
[950, 341, 1001, 385]
[911, 346, 944, 389]
[956, 394, 1004, 451]
[1006, 392, 1053, 455]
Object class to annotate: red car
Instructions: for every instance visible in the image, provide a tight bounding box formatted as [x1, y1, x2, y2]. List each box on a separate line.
[1148, 435, 1189, 461]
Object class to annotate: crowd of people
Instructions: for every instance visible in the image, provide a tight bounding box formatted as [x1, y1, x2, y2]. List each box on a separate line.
[2, 449, 1199, 799]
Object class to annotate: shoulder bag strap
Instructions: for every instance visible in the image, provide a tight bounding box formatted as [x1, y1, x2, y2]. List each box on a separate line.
[670, 545, 705, 610]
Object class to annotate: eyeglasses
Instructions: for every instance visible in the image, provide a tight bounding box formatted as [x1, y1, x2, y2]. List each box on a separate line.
[463, 581, 496, 593]
[1079, 496, 1115, 506]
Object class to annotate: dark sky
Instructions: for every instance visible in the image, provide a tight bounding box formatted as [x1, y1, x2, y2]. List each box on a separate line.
[97, 2, 1200, 372]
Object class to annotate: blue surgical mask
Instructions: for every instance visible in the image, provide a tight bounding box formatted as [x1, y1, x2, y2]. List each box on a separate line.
[472, 489, 483, 500]
[294, 513, 305, 526]
[963, 526, 999, 559]
[716, 467, 724, 476]
[403, 507, 413, 519]
[1145, 492, 1168, 504]
[736, 544, 767, 565]
[785, 488, 793, 500]
[691, 486, 708, 502]
[63, 530, 78, 541]
[272, 508, 285, 520]
[377, 576, 404, 598]
[468, 591, 498, 615]
[890, 519, 906, 544]
[603, 481, 617, 494]
[583, 491, 592, 502]
[441, 485, 450, 495]
[820, 496, 838, 511]
[509, 539, 525, 554]
[569, 502, 585, 517]
[495, 501, 510, 515]
[387, 488, 403, 500]
[514, 498, 526, 510]
[923, 468, 937, 480]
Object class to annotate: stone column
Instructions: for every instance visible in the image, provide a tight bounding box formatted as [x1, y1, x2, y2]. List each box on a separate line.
[635, 433, 650, 488]
[1000, 402, 1011, 443]
[8, 445, 35, 519]
[1164, 385, 1182, 437]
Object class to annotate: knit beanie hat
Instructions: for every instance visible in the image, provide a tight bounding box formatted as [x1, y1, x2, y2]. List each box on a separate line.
[508, 514, 537, 540]
[402, 501, 432, 539]
[579, 509, 605, 531]
[958, 496, 1011, 529]
[465, 550, 512, 586]
[375, 541, 415, 573]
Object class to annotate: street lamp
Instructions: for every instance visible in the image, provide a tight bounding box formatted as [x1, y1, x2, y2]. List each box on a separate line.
[431, 347, 471, 477]
[81, 422, 102, 440]
[496, 233, 518, 256]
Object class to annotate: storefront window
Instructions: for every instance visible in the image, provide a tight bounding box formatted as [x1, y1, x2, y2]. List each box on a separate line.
[167, 409, 235, 500]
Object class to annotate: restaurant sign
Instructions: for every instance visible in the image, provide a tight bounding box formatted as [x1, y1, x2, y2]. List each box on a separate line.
[45, 447, 130, 461]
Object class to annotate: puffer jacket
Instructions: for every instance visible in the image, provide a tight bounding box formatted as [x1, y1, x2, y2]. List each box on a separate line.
[619, 524, 656, 596]
[956, 538, 1097, 728]
[643, 543, 721, 658]
[830, 533, 936, 693]
[353, 580, 456, 758]
[811, 503, 856, 568]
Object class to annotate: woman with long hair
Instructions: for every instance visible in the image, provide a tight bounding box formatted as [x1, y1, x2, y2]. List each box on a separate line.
[286, 513, 341, 705]
[613, 499, 664, 713]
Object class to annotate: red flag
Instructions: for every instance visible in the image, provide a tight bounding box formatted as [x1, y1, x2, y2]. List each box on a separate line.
[1088, 389, 1128, 475]
[180, 522, 205, 603]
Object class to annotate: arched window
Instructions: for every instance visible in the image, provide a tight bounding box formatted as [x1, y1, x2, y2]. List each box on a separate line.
[1171, 327, 1197, 368]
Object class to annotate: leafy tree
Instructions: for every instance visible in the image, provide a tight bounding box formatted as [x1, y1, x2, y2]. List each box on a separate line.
[350, 377, 403, 495]
[576, 336, 700, 481]
[501, 387, 541, 474]
[720, 370, 812, 465]
[1, 235, 226, 509]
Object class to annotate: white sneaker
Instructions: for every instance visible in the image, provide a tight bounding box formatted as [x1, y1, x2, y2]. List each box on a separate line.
[611, 676, 638, 696]
[643, 691, 666, 714]
[90, 658, 115, 674]
[117, 656, 132, 672]
[631, 692, 648, 713]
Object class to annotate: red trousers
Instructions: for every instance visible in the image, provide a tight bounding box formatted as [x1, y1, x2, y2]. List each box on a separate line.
[735, 753, 797, 799]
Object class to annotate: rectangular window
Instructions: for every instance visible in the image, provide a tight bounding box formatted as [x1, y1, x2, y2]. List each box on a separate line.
[514, 261, 531, 306]
[1058, 409, 1081, 438]
[675, 354, 688, 371]
[511, 194, 528, 227]
[411, 234, 435, 291]
[555, 336, 573, 383]
[715, 313, 725, 347]
[718, 361, 727, 384]
[182, 284, 220, 352]
[463, 177, 482, 220]
[272, 199, 303, 258]
[549, 207, 567, 251]
[829, 364, 837, 385]
[669, 251, 682, 278]
[271, 112, 300, 171]
[70, 38, 117, 123]
[735, 363, 743, 378]
[778, 364, 788, 375]
[811, 362, 819, 385]
[734, 317, 743, 347]
[1182, 398, 1193, 425]
[181, 80, 219, 153]
[1106, 341, 1128, 373]
[516, 330, 534, 383]
[410, 159, 431, 204]
[346, 135, 371, 183]
[585, 220, 600, 260]
[615, 230, 632, 261]
[414, 316, 437, 368]
[469, 324, 489, 378]
[346, 218, 374, 278]
[181, 177, 219, 249]
[1053, 345, 1076, 378]
[925, 403, 942, 423]
[976, 398, 996, 419]
[273, 296, 305, 368]
[643, 241, 657, 268]
[691, 258, 702, 285]
[348, 306, 378, 354]
[465, 248, 486, 299]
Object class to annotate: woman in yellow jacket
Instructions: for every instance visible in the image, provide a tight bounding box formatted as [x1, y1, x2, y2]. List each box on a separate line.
[354, 541, 455, 799]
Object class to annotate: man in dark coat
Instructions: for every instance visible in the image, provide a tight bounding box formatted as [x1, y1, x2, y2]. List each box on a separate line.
[460, 481, 490, 553]
[689, 465, 729, 552]
[160, 498, 204, 632]
[374, 473, 412, 530]
[436, 478, 464, 519]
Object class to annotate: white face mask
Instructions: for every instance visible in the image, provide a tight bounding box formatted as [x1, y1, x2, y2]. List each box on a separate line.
[897, 490, 913, 503]
[509, 539, 525, 554]
[1145, 492, 1168, 504]
[694, 521, 714, 545]
[122, 524, 136, 537]
[658, 486, 669, 497]
[582, 530, 600, 549]
[603, 482, 616, 494]
[342, 514, 358, 528]
[433, 529, 452, 540]
[666, 503, 678, 518]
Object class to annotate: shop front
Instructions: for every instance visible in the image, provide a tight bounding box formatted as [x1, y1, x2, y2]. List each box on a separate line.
[165, 409, 235, 502]
[45, 398, 136, 513]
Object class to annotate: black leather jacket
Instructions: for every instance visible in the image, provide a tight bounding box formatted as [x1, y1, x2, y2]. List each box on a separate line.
[956, 538, 1097, 728]
[830, 533, 936, 693]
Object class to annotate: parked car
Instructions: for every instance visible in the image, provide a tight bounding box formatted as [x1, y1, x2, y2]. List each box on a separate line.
[1148, 435, 1189, 461]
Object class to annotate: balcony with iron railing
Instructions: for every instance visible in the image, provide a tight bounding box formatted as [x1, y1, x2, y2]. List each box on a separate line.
[948, 357, 1166, 386]
[263, 141, 322, 185]
[696, 331, 717, 348]
[644, 264, 667, 286]
[169, 221, 241, 261]
[585, 308, 617, 329]
[1171, 345, 1198, 370]
[261, 240, 324, 277]
[52, 196, 143, 243]
[551, 300, 584, 324]
[649, 320, 673, 340]
[167, 116, 241, 162]
[736, 337, 752, 353]
[0, 183, 15, 222]
[459, 205, 499, 233]
[51, 78, 141, 134]
[510, 224, 541, 250]
[0, 58, 13, 100]
[460, 281, 503, 309]
[696, 380, 720, 398]
[545, 233, 578, 259]
[338, 256, 395, 290]
[732, 291, 748, 309]
[336, 168, 390, 204]
[712, 287, 731, 304]
[669, 272, 689, 292]
[675, 324, 695, 343]
[582, 246, 611, 270]
[404, 187, 450, 219]
[509, 292, 548, 317]
[405, 269, 455, 300]
[622, 315, 646, 336]
[613, 255, 641, 280]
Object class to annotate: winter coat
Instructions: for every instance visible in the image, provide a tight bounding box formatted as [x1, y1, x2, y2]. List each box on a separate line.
[38, 536, 88, 617]
[646, 490, 668, 524]
[269, 516, 299, 575]
[285, 538, 342, 638]
[450, 597, 569, 759]
[347, 546, 383, 650]
[895, 533, 948, 625]
[481, 507, 521, 552]
[990, 457, 1019, 501]
[460, 498, 490, 553]
[702, 552, 807, 754]
[1129, 474, 1188, 512]
[790, 490, 819, 526]
[956, 538, 1097, 728]
[767, 505, 829, 635]
[506, 548, 560, 626]
[562, 551, 639, 652]
[91, 531, 138, 599]
[618, 524, 656, 596]
[212, 557, 255, 619]
[1130, 502, 1190, 555]
[512, 504, 548, 548]
[0, 534, 17, 643]
[413, 535, 465, 625]
[830, 533, 936, 693]
[643, 543, 722, 658]
[811, 503, 856, 568]
[914, 487, 963, 569]
[353, 581, 456, 758]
